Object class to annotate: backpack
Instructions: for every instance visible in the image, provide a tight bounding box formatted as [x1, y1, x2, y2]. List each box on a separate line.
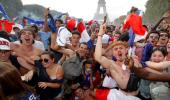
[62, 54, 85, 80]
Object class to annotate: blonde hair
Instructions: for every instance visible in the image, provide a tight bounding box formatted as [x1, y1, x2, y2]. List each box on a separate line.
[106, 41, 128, 52]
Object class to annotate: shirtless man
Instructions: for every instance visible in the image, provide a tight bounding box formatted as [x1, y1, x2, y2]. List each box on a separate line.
[12, 27, 42, 75]
[94, 23, 170, 99]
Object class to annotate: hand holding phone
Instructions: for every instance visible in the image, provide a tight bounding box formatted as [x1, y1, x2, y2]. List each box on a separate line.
[103, 15, 107, 24]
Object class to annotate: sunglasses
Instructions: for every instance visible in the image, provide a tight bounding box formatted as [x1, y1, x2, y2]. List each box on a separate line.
[40, 58, 49, 63]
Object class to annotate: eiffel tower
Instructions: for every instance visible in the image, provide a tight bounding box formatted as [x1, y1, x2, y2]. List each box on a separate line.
[93, 0, 109, 23]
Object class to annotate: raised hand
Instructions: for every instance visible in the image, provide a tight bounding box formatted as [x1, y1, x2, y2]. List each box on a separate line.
[98, 23, 107, 36]
[44, 8, 49, 18]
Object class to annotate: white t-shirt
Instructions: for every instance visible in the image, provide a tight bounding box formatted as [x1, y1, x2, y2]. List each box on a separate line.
[102, 75, 118, 88]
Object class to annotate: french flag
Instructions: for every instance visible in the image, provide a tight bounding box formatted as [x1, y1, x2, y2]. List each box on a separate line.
[67, 19, 93, 49]
[77, 21, 93, 49]
[122, 10, 147, 56]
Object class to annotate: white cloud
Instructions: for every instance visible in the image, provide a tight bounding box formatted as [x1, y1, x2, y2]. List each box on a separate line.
[21, 0, 148, 21]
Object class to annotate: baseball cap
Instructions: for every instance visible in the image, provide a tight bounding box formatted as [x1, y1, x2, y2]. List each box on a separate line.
[0, 38, 10, 50]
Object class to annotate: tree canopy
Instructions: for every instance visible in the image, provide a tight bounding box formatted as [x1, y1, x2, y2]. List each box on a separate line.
[143, 0, 170, 25]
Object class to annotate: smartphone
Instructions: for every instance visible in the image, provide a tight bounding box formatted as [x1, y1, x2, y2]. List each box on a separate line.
[103, 15, 107, 24]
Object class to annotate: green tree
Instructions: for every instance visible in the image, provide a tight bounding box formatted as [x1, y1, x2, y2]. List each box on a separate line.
[0, 0, 23, 18]
[143, 0, 170, 24]
[0, 0, 62, 20]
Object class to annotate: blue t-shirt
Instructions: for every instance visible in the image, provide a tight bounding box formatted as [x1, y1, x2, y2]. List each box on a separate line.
[140, 43, 153, 67]
[38, 31, 51, 49]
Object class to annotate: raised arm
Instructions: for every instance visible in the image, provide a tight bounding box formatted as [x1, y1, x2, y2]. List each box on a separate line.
[43, 8, 50, 32]
[50, 31, 75, 57]
[94, 24, 112, 69]
[50, 31, 60, 50]
[145, 61, 170, 70]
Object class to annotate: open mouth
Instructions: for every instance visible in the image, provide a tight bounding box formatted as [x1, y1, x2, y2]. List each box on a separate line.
[161, 38, 166, 41]
[151, 41, 155, 44]
[118, 51, 122, 57]
[25, 38, 31, 43]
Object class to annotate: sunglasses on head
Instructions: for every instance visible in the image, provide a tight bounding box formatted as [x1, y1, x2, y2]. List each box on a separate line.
[40, 58, 49, 63]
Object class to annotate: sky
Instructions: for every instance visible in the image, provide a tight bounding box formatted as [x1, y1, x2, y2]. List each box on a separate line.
[21, 0, 148, 21]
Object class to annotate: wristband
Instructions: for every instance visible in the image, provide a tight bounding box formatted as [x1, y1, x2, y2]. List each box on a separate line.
[98, 35, 103, 37]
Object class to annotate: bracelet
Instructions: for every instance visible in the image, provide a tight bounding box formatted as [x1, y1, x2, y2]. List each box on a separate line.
[98, 35, 103, 37]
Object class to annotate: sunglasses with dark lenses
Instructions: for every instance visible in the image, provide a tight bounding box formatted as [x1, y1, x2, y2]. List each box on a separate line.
[40, 58, 49, 63]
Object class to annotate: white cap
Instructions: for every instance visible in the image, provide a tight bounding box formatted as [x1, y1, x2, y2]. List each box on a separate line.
[102, 34, 110, 44]
[0, 38, 10, 50]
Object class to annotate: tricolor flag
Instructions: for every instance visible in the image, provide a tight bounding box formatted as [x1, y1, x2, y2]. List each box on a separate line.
[77, 21, 93, 49]
[67, 19, 93, 49]
[122, 10, 147, 56]
[0, 3, 10, 20]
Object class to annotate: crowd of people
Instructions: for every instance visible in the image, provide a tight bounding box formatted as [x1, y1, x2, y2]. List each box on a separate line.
[0, 7, 170, 100]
